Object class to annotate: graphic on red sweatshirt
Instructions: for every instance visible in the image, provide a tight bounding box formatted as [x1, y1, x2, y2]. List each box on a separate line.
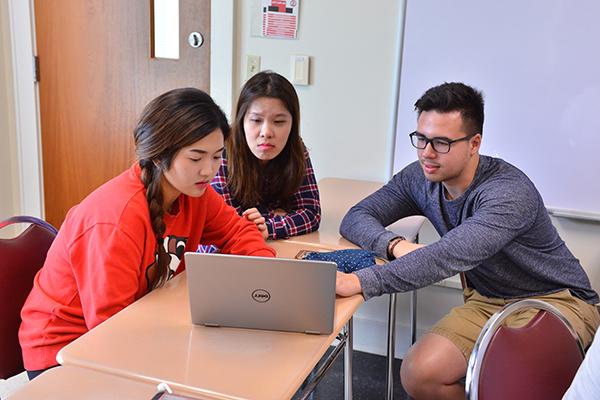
[144, 235, 188, 288]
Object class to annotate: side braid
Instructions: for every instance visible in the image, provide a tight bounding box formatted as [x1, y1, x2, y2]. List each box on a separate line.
[139, 159, 171, 289]
[133, 88, 230, 287]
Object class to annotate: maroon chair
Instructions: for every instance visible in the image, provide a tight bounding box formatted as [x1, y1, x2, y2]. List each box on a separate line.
[465, 299, 585, 400]
[0, 216, 57, 379]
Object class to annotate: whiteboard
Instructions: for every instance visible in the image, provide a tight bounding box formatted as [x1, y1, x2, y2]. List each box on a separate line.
[393, 0, 600, 220]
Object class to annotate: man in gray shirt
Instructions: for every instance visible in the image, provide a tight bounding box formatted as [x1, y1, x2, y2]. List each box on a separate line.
[336, 82, 599, 400]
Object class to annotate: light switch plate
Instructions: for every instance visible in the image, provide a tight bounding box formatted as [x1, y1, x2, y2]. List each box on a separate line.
[247, 55, 261, 80]
[291, 55, 309, 85]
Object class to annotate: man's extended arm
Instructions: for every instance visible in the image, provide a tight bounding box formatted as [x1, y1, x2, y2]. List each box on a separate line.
[340, 168, 422, 257]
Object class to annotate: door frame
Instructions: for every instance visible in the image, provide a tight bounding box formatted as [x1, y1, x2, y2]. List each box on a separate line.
[7, 0, 234, 218]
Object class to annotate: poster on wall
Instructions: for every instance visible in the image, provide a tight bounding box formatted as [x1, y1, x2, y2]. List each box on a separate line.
[261, 0, 299, 39]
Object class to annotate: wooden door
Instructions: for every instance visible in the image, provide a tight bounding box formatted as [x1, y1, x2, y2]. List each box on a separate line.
[34, 0, 210, 228]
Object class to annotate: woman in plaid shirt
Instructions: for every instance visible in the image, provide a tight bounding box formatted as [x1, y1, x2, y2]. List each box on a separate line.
[211, 71, 321, 240]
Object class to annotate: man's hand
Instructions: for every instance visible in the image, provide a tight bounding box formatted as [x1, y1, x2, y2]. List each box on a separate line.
[336, 271, 362, 297]
[242, 207, 268, 239]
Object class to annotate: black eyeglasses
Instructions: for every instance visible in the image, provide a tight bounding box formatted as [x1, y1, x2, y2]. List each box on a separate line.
[408, 131, 477, 154]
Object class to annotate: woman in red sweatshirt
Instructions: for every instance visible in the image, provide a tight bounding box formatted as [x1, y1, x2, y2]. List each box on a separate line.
[19, 88, 275, 378]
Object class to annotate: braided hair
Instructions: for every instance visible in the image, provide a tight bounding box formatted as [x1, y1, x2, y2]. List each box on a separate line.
[133, 88, 230, 289]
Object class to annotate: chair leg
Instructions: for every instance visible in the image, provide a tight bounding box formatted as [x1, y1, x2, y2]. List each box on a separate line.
[410, 290, 418, 344]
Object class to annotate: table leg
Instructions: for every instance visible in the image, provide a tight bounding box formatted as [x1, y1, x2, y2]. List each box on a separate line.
[386, 293, 397, 400]
[344, 317, 353, 400]
[296, 320, 353, 399]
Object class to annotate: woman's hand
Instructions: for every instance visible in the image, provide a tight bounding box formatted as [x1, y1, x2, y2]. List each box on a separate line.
[242, 208, 268, 239]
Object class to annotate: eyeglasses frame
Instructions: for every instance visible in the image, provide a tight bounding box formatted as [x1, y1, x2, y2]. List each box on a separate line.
[408, 131, 479, 154]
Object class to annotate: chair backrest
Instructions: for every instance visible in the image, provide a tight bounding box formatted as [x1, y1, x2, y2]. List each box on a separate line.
[465, 299, 585, 400]
[0, 216, 58, 379]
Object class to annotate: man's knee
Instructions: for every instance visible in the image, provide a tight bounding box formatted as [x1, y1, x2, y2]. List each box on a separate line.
[400, 345, 440, 396]
[400, 333, 468, 398]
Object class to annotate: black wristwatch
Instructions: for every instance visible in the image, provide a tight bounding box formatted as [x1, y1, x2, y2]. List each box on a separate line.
[386, 236, 406, 260]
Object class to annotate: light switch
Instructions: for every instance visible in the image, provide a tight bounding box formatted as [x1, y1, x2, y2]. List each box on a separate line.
[291, 55, 309, 85]
[247, 55, 261, 80]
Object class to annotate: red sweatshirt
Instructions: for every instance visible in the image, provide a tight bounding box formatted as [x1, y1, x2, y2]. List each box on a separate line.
[19, 164, 275, 370]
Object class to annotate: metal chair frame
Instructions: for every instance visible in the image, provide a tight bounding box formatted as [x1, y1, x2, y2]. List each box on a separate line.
[465, 298, 585, 400]
[0, 216, 58, 235]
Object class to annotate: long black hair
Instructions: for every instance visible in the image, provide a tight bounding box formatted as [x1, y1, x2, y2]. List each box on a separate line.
[227, 71, 305, 209]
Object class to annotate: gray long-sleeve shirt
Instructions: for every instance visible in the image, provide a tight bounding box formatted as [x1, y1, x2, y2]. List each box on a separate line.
[340, 156, 599, 303]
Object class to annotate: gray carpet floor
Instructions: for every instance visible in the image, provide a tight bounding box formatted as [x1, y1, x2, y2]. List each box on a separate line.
[294, 348, 409, 400]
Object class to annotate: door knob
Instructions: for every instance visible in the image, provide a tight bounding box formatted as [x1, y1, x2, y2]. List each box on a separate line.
[188, 32, 204, 48]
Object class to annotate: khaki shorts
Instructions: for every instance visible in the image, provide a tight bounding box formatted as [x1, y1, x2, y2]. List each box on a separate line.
[431, 288, 600, 362]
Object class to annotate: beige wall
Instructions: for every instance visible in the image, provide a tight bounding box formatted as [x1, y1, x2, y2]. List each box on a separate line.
[0, 0, 20, 236]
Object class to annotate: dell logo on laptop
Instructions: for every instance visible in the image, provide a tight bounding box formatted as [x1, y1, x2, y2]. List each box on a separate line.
[252, 289, 271, 303]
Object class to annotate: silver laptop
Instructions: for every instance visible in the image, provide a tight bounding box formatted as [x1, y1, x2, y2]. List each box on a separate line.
[184, 252, 337, 335]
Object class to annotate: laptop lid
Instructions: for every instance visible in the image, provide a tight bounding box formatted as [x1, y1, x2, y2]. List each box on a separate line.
[184, 252, 337, 335]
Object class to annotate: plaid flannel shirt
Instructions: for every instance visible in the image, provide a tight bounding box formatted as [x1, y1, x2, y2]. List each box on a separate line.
[211, 152, 321, 240]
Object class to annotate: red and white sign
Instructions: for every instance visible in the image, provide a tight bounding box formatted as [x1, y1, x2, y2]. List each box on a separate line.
[262, 0, 299, 39]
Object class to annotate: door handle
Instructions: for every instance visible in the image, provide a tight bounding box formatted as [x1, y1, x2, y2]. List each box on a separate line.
[188, 32, 204, 48]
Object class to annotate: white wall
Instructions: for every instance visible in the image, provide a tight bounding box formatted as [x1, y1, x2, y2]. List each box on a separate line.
[235, 0, 401, 182]
[0, 0, 20, 238]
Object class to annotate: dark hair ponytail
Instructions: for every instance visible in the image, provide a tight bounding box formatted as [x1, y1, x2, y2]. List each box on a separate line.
[134, 88, 230, 289]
